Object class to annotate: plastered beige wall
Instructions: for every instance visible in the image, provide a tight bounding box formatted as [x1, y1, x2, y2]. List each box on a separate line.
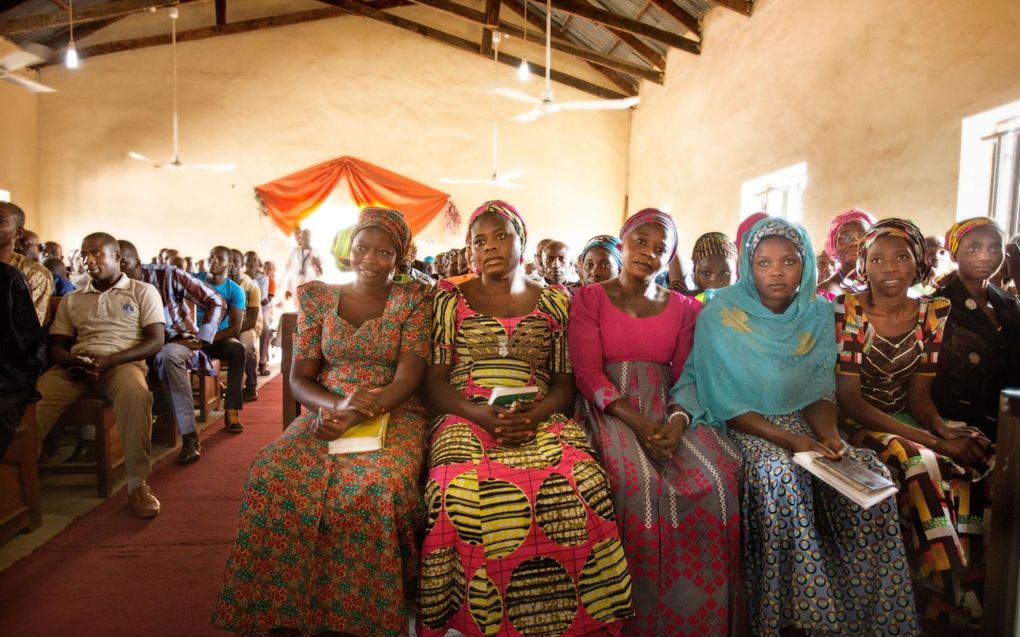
[629, 0, 1020, 256]
[0, 38, 39, 223]
[35, 7, 630, 266]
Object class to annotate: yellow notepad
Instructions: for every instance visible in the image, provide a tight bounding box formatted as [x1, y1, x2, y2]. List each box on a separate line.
[327, 413, 389, 455]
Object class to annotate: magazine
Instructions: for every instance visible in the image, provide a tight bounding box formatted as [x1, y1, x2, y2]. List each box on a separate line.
[792, 451, 898, 510]
[327, 412, 389, 455]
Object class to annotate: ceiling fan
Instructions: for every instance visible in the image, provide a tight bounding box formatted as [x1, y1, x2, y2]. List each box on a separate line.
[0, 43, 57, 93]
[441, 32, 525, 189]
[491, 0, 639, 122]
[128, 7, 236, 171]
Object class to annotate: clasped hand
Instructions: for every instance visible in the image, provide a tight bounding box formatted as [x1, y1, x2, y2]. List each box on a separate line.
[476, 400, 544, 446]
[934, 421, 993, 467]
[638, 414, 686, 463]
[64, 354, 113, 380]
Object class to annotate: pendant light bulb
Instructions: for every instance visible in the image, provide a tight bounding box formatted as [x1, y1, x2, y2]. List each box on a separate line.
[517, 59, 530, 82]
[65, 43, 79, 69]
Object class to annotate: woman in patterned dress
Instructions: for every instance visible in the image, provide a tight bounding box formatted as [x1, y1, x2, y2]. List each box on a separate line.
[833, 218, 993, 625]
[671, 216, 919, 636]
[418, 200, 633, 637]
[213, 208, 432, 637]
[569, 209, 742, 636]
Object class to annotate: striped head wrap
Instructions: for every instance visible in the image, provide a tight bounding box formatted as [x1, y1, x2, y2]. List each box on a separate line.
[467, 200, 527, 252]
[692, 232, 737, 263]
[579, 234, 622, 270]
[825, 208, 876, 257]
[620, 208, 678, 263]
[747, 219, 804, 259]
[351, 207, 413, 261]
[945, 217, 1004, 256]
[856, 218, 931, 285]
[736, 212, 768, 254]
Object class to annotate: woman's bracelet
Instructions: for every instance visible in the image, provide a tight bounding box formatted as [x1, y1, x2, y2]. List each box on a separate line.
[667, 409, 691, 427]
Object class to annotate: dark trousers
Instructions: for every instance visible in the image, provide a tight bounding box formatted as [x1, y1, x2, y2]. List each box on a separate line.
[203, 338, 245, 410]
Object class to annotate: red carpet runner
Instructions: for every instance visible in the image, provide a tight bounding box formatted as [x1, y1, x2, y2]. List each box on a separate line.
[0, 376, 285, 637]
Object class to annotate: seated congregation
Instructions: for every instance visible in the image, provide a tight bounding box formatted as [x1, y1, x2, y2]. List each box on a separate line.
[3, 197, 1020, 637]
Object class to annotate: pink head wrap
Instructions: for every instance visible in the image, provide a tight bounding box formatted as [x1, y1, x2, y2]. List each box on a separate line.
[824, 208, 876, 258]
[736, 212, 768, 254]
[619, 208, 679, 263]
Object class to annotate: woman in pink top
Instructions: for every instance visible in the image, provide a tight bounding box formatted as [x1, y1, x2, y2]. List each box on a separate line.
[569, 209, 743, 636]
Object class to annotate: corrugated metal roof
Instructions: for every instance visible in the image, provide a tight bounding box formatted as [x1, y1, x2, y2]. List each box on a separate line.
[2, 0, 118, 47]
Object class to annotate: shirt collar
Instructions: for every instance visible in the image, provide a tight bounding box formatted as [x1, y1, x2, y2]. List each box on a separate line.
[82, 272, 131, 294]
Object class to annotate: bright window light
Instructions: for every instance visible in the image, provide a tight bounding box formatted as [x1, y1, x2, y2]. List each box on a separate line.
[0, 189, 9, 203]
[740, 162, 808, 224]
[958, 99, 1020, 236]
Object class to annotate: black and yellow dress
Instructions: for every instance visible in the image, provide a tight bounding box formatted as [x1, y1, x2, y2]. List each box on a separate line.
[418, 280, 633, 637]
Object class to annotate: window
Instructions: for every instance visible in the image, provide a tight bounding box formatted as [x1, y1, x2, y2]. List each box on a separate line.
[740, 162, 808, 224]
[958, 100, 1020, 237]
[0, 189, 9, 203]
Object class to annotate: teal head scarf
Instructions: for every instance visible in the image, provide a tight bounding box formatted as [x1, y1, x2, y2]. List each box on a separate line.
[669, 217, 836, 429]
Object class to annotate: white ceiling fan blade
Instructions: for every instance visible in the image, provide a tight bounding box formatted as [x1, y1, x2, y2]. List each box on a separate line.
[558, 96, 641, 111]
[0, 72, 56, 93]
[497, 168, 526, 181]
[512, 108, 545, 123]
[0, 47, 48, 72]
[128, 151, 157, 163]
[489, 85, 541, 105]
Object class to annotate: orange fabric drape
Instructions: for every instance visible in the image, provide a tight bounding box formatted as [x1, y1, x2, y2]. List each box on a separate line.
[255, 156, 455, 236]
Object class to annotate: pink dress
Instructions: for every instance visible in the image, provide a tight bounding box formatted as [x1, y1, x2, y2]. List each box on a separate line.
[569, 283, 744, 636]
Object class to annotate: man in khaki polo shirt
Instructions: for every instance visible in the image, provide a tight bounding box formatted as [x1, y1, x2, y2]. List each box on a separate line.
[36, 232, 166, 518]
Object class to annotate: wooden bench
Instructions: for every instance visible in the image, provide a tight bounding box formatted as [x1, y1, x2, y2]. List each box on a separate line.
[280, 312, 301, 430]
[39, 398, 124, 498]
[985, 388, 1020, 637]
[0, 404, 42, 544]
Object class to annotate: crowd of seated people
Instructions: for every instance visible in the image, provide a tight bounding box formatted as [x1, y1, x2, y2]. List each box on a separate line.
[0, 200, 285, 516]
[3, 196, 1020, 636]
[208, 200, 1018, 637]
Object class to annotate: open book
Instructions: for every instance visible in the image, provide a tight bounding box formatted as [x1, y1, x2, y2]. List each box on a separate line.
[327, 413, 389, 455]
[487, 386, 540, 407]
[792, 451, 898, 510]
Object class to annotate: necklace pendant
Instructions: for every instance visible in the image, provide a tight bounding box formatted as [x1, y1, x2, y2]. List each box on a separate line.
[498, 343, 509, 357]
[964, 298, 978, 310]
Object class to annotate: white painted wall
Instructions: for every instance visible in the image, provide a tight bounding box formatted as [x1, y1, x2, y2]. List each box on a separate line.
[629, 0, 1020, 256]
[31, 6, 631, 268]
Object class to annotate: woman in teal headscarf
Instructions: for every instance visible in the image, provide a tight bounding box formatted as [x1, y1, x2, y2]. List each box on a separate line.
[670, 217, 919, 637]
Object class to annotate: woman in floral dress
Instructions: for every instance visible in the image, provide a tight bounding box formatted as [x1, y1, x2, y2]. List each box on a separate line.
[213, 208, 432, 637]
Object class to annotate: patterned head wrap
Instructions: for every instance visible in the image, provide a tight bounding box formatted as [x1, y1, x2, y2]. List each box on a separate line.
[351, 207, 413, 261]
[856, 218, 930, 285]
[945, 217, 1005, 256]
[578, 234, 622, 270]
[747, 219, 805, 259]
[466, 200, 527, 252]
[619, 208, 678, 263]
[692, 232, 737, 263]
[825, 208, 876, 257]
[736, 212, 768, 254]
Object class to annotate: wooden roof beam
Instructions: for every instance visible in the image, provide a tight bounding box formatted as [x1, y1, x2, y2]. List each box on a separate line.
[479, 0, 499, 54]
[214, 0, 226, 28]
[646, 0, 700, 36]
[550, 0, 699, 54]
[318, 0, 629, 98]
[410, 0, 661, 81]
[709, 0, 752, 16]
[38, 16, 124, 49]
[0, 0, 190, 36]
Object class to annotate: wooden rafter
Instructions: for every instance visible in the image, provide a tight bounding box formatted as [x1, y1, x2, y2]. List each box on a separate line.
[646, 0, 700, 36]
[410, 0, 660, 81]
[214, 0, 226, 28]
[710, 0, 752, 15]
[317, 0, 629, 98]
[479, 0, 499, 54]
[550, 0, 698, 53]
[0, 0, 187, 36]
[500, 0, 645, 90]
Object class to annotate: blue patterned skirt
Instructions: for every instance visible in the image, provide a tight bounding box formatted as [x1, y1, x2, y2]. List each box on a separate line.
[730, 411, 920, 636]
